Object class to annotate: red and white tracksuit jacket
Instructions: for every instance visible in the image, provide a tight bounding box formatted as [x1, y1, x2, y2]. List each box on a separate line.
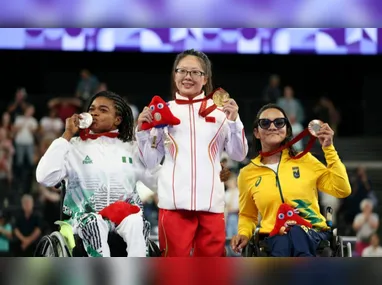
[136, 92, 248, 213]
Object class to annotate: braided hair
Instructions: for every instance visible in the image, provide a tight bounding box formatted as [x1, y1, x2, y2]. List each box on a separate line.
[87, 91, 134, 142]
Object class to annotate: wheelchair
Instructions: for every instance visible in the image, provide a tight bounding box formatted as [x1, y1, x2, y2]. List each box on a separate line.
[34, 181, 162, 257]
[241, 207, 353, 257]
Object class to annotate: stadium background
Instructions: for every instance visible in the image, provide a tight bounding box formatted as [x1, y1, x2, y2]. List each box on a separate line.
[1, 28, 381, 257]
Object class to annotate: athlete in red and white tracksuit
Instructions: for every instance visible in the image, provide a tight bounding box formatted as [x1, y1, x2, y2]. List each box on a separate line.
[136, 92, 248, 257]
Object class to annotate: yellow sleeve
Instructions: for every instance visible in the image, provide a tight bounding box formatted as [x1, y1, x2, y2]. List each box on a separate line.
[310, 144, 351, 198]
[237, 168, 258, 239]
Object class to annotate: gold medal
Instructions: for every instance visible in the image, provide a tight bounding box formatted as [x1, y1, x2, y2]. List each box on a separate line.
[212, 88, 230, 107]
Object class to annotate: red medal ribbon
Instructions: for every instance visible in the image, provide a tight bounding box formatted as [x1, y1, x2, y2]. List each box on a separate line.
[259, 128, 317, 159]
[174, 92, 217, 118]
[79, 129, 119, 140]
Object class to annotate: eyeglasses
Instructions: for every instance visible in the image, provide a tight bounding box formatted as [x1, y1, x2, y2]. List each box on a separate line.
[175, 68, 205, 78]
[258, 118, 287, 129]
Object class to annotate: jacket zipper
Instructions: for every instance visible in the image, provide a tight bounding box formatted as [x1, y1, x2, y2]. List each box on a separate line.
[251, 156, 284, 203]
[275, 166, 285, 203]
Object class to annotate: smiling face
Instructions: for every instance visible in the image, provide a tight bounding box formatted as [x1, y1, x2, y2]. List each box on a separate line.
[254, 108, 288, 152]
[174, 55, 207, 98]
[88, 96, 121, 133]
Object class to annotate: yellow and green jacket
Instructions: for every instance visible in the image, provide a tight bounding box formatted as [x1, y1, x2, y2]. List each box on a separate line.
[237, 145, 351, 238]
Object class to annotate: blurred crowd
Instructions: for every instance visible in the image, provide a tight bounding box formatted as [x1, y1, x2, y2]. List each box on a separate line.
[0, 71, 380, 257]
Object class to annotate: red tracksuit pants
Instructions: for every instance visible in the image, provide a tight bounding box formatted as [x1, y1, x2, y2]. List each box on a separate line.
[158, 209, 226, 257]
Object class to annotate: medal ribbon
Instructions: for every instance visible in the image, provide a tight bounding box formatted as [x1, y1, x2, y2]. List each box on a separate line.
[79, 129, 119, 140]
[259, 128, 317, 159]
[174, 90, 218, 118]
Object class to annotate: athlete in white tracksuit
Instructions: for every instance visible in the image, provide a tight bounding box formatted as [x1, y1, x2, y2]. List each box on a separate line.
[36, 91, 158, 257]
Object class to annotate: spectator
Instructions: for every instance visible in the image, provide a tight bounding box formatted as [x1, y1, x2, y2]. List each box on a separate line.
[352, 198, 379, 256]
[340, 166, 377, 235]
[13, 105, 38, 193]
[1, 112, 13, 139]
[362, 233, 382, 257]
[39, 108, 64, 141]
[13, 194, 42, 257]
[7, 87, 29, 123]
[48, 97, 82, 123]
[276, 86, 305, 124]
[313, 96, 341, 134]
[0, 210, 12, 257]
[0, 127, 15, 205]
[262, 74, 281, 104]
[75, 69, 99, 104]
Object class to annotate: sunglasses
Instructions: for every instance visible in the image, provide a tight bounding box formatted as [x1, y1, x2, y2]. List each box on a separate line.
[258, 118, 287, 129]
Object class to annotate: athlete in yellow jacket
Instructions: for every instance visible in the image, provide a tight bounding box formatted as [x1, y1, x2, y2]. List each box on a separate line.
[231, 104, 351, 257]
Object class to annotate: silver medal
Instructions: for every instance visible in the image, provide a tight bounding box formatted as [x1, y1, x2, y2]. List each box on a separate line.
[308, 119, 323, 137]
[79, 112, 93, 129]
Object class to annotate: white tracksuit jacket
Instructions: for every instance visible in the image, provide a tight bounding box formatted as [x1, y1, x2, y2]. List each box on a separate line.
[136, 93, 248, 213]
[36, 133, 158, 218]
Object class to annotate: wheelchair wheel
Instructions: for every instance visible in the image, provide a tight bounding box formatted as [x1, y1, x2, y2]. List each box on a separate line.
[241, 239, 259, 257]
[50, 231, 71, 257]
[34, 235, 59, 257]
[242, 244, 254, 257]
[34, 232, 71, 257]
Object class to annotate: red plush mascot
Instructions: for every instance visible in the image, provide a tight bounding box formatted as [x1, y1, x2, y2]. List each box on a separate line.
[99, 201, 140, 226]
[141, 96, 180, 130]
[269, 203, 312, 237]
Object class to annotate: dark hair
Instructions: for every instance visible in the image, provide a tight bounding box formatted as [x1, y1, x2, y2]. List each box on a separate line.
[171, 49, 213, 98]
[87, 91, 134, 142]
[252, 103, 298, 158]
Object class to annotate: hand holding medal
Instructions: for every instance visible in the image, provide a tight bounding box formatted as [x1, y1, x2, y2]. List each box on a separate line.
[311, 120, 334, 147]
[211, 88, 238, 121]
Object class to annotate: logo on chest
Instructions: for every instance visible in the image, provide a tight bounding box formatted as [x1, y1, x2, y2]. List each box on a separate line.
[292, 167, 300, 179]
[255, 176, 262, 187]
[83, 155, 93, 164]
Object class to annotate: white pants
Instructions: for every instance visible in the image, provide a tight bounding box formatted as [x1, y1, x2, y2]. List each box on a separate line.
[77, 211, 146, 257]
